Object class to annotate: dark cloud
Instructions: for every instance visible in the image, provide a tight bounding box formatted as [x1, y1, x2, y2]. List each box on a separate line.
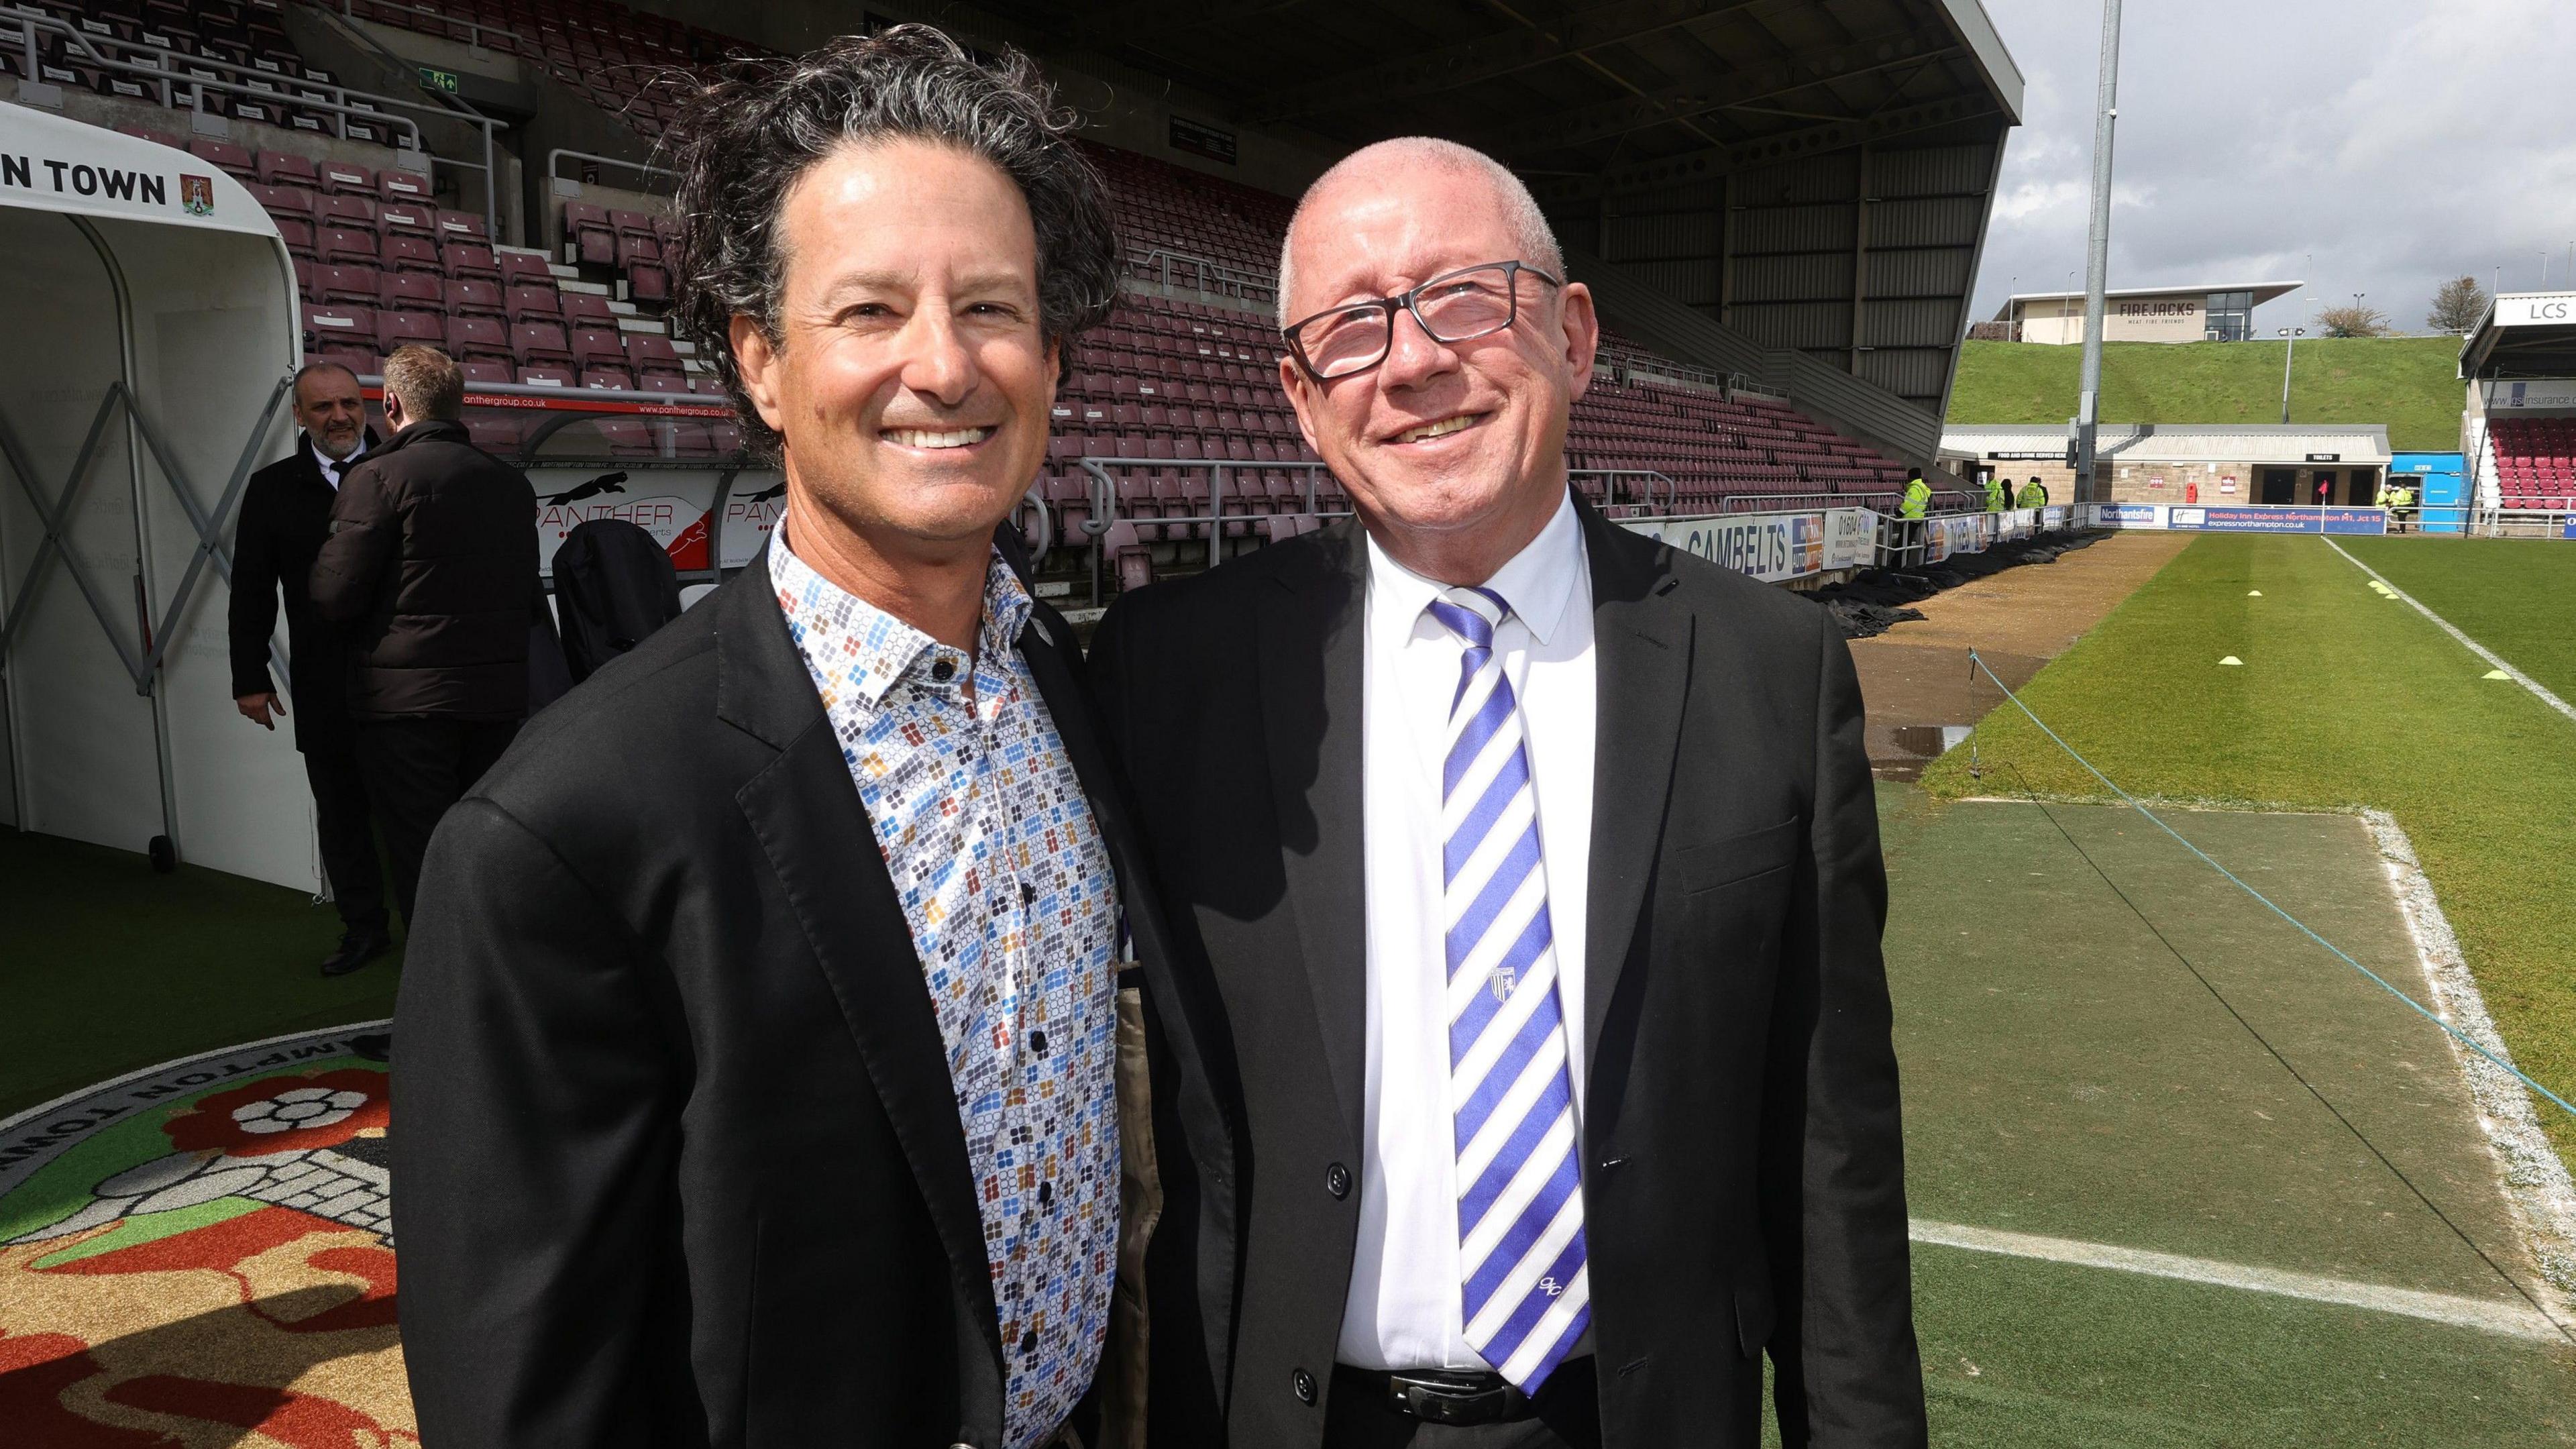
[1976, 0, 2576, 337]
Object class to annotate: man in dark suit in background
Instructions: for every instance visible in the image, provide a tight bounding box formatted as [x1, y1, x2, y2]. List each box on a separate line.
[1091, 138, 1925, 1448]
[227, 360, 389, 977]
[392, 29, 1236, 1449]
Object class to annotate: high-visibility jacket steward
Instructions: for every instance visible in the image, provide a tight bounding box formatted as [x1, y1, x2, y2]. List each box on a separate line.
[1900, 479, 1932, 519]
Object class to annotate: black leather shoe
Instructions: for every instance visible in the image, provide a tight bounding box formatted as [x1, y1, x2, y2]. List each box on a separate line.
[321, 928, 390, 977]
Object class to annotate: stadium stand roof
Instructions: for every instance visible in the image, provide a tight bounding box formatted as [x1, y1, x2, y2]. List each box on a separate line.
[668, 0, 2026, 462]
[1991, 280, 2302, 315]
[2459, 292, 2576, 379]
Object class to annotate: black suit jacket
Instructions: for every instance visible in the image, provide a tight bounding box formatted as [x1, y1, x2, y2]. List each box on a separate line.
[1088, 501, 1925, 1448]
[226, 431, 373, 751]
[394, 542, 1239, 1448]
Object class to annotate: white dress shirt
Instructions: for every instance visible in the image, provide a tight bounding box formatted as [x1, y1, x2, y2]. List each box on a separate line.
[311, 437, 351, 490]
[1340, 489, 1597, 1371]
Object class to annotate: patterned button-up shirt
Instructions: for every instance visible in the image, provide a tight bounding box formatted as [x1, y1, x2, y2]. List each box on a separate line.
[771, 538, 1120, 1449]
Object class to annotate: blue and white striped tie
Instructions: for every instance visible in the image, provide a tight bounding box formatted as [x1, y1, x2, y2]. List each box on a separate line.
[1426, 586, 1590, 1393]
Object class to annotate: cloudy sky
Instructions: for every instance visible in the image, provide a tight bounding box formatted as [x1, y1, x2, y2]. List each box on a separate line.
[1971, 0, 2576, 336]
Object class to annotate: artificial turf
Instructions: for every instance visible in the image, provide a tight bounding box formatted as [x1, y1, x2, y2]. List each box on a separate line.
[0, 826, 398, 1120]
[1921, 533, 2576, 1177]
[2336, 536, 2576, 703]
[1946, 337, 2465, 451]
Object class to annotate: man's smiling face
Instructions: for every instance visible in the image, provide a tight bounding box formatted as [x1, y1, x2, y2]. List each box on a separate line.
[733, 137, 1055, 559]
[1277, 158, 1596, 559]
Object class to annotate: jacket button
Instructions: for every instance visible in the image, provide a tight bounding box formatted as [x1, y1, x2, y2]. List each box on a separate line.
[1291, 1366, 1317, 1405]
[1325, 1162, 1351, 1199]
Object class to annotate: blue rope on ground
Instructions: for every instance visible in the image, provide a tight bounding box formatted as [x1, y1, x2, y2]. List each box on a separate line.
[1965, 649, 2576, 1124]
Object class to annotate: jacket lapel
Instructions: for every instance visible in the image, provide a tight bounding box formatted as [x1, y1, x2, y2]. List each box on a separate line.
[1579, 504, 1694, 1059]
[1255, 521, 1371, 1149]
[713, 552, 1007, 1387]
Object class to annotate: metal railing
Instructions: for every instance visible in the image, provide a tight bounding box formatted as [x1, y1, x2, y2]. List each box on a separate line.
[545, 147, 676, 193]
[329, 0, 532, 54]
[295, 0, 506, 241]
[1129, 248, 1279, 307]
[2470, 505, 2576, 539]
[14, 12, 425, 150]
[1721, 489, 1974, 515]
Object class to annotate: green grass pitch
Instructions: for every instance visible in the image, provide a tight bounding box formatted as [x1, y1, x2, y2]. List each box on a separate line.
[2338, 536, 2576, 703]
[1946, 337, 2465, 452]
[1923, 533, 2576, 1178]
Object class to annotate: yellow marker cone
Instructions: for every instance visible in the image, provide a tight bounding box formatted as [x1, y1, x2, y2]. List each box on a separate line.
[2219, 656, 2244, 666]
[2247, 590, 2263, 596]
[2483, 669, 2512, 680]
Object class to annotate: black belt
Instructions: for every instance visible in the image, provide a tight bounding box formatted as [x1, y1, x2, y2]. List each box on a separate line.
[1331, 1358, 1593, 1426]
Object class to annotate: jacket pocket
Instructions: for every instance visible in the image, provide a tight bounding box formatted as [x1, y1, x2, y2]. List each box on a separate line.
[1668, 816, 1802, 896]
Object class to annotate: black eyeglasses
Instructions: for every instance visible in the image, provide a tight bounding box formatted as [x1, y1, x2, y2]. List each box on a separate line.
[1281, 260, 1563, 381]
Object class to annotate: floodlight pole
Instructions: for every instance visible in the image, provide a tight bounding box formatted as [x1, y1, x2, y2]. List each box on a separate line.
[2073, 0, 2122, 502]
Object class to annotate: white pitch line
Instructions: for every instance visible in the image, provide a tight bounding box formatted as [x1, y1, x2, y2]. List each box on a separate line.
[2322, 537, 2576, 724]
[1911, 1220, 2569, 1343]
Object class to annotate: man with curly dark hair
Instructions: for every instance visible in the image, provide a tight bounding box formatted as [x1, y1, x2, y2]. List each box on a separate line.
[392, 26, 1236, 1449]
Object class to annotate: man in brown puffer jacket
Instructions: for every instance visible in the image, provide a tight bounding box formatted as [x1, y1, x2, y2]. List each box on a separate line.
[312, 343, 539, 934]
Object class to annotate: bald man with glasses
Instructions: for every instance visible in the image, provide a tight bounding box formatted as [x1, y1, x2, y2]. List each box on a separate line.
[1090, 138, 1925, 1448]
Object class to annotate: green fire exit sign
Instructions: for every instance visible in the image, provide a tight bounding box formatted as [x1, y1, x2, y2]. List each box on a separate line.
[419, 66, 460, 94]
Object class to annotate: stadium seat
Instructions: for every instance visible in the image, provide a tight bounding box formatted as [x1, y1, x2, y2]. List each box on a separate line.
[382, 234, 441, 276]
[186, 138, 255, 180]
[445, 316, 513, 365]
[449, 278, 506, 319]
[377, 271, 443, 313]
[570, 327, 629, 372]
[517, 365, 576, 388]
[563, 203, 616, 266]
[443, 242, 502, 283]
[319, 226, 376, 268]
[377, 202, 435, 236]
[317, 158, 374, 195]
[436, 208, 488, 244]
[498, 252, 556, 288]
[303, 303, 374, 352]
[504, 285, 564, 324]
[468, 416, 523, 454]
[461, 360, 514, 386]
[512, 321, 575, 370]
[376, 170, 431, 203]
[374, 310, 442, 354]
[256, 150, 319, 193]
[581, 367, 636, 392]
[316, 263, 379, 305]
[316, 194, 377, 236]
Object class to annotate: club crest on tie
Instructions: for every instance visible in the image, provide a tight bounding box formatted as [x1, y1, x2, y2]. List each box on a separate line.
[1489, 966, 1517, 1004]
[1538, 1276, 1564, 1297]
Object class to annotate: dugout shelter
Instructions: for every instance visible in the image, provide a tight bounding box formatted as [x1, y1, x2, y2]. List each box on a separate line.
[0, 100, 317, 892]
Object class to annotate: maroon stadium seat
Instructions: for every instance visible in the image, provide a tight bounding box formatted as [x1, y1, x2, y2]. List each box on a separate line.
[377, 271, 443, 313]
[376, 170, 431, 203]
[499, 252, 555, 288]
[317, 264, 379, 305]
[562, 202, 616, 266]
[581, 367, 636, 392]
[188, 138, 256, 180]
[561, 292, 616, 329]
[443, 242, 501, 283]
[377, 201, 435, 236]
[449, 278, 506, 319]
[445, 316, 513, 364]
[303, 304, 374, 352]
[504, 285, 564, 324]
[462, 360, 514, 387]
[436, 208, 489, 245]
[319, 226, 376, 268]
[316, 193, 378, 236]
[382, 234, 441, 276]
[317, 158, 375, 195]
[256, 151, 320, 193]
[570, 327, 628, 372]
[374, 310, 441, 354]
[517, 364, 576, 388]
[512, 321, 575, 370]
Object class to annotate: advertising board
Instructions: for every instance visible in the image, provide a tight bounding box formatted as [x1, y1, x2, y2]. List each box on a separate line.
[1822, 508, 1875, 570]
[2090, 503, 2167, 528]
[2167, 506, 2387, 535]
[1631, 508, 1871, 583]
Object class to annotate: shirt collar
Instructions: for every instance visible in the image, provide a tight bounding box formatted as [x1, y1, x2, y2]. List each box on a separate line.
[767, 531, 1032, 710]
[308, 435, 354, 482]
[1364, 486, 1584, 646]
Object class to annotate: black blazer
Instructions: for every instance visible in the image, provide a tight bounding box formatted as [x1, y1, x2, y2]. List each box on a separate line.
[1088, 502, 1925, 1448]
[226, 431, 373, 751]
[393, 543, 1238, 1448]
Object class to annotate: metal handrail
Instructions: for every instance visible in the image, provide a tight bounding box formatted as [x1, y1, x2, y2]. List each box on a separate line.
[293, 0, 505, 241]
[1721, 489, 1976, 514]
[15, 13, 426, 150]
[546, 148, 677, 191]
[331, 0, 532, 53]
[1131, 247, 1279, 305]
